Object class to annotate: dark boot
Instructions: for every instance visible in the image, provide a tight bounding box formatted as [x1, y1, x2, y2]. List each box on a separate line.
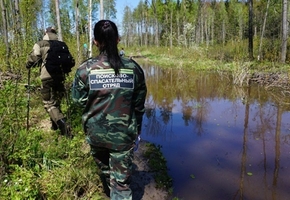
[50, 118, 58, 130]
[57, 118, 73, 139]
[100, 174, 110, 197]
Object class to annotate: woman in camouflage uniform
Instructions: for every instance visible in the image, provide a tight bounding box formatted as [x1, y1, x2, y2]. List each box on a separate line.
[71, 20, 147, 199]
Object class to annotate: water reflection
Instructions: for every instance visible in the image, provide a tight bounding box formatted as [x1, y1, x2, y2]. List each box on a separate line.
[139, 61, 290, 200]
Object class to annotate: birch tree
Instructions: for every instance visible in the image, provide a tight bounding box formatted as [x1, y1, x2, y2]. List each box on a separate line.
[258, 0, 270, 61]
[76, 0, 81, 61]
[55, 0, 62, 41]
[0, 0, 10, 69]
[248, 0, 254, 60]
[281, 0, 288, 63]
[100, 0, 103, 19]
[89, 0, 92, 57]
[14, 0, 21, 47]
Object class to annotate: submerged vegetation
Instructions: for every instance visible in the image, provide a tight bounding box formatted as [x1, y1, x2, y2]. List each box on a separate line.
[144, 143, 172, 191]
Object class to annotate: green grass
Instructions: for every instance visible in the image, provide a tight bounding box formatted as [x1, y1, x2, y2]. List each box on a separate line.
[0, 80, 105, 199]
[0, 78, 172, 199]
[124, 46, 290, 73]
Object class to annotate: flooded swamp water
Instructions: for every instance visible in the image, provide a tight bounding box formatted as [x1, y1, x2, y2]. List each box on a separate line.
[139, 62, 290, 200]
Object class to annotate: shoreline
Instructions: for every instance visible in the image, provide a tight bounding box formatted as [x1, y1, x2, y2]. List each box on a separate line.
[131, 140, 171, 200]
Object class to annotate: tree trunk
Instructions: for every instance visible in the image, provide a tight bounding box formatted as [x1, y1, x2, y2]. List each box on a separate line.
[0, 0, 10, 70]
[145, 9, 148, 47]
[12, 0, 21, 61]
[201, 9, 204, 44]
[211, 14, 214, 45]
[76, 0, 81, 62]
[222, 19, 225, 46]
[8, 1, 15, 43]
[89, 0, 92, 57]
[195, 0, 202, 46]
[55, 0, 63, 41]
[281, 0, 288, 63]
[248, 0, 254, 60]
[14, 0, 21, 45]
[165, 7, 168, 47]
[170, 8, 172, 48]
[156, 18, 159, 46]
[258, 0, 270, 61]
[137, 22, 140, 46]
[177, 12, 180, 46]
[100, 0, 104, 19]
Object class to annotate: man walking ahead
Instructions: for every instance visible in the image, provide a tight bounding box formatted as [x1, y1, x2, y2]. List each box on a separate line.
[26, 26, 74, 138]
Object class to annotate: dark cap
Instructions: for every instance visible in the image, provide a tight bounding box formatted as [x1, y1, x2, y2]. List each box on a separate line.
[46, 26, 57, 34]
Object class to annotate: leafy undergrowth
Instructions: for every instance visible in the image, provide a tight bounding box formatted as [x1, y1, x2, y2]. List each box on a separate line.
[0, 80, 106, 199]
[0, 78, 172, 199]
[0, 129, 106, 199]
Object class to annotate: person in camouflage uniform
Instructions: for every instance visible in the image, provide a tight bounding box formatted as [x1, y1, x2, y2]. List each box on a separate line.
[71, 20, 147, 199]
[26, 27, 73, 138]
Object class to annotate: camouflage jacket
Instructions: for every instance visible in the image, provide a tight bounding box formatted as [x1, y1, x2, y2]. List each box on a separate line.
[71, 53, 147, 151]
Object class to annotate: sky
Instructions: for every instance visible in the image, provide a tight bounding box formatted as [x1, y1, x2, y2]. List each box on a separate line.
[114, 0, 140, 25]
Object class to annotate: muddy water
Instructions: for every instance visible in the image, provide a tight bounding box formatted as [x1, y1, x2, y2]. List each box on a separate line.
[139, 62, 290, 200]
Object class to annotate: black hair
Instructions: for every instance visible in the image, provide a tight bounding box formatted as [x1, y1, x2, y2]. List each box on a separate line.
[94, 20, 122, 75]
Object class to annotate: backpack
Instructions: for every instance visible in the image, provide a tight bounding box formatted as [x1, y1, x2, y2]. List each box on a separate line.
[45, 40, 75, 74]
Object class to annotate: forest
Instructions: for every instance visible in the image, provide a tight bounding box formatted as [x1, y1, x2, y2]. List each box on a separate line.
[0, 0, 290, 70]
[0, 0, 290, 199]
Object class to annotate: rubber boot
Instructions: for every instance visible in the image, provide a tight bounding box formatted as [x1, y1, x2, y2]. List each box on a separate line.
[57, 118, 73, 139]
[100, 173, 110, 197]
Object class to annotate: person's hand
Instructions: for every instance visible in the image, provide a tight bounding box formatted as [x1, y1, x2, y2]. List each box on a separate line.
[26, 62, 32, 69]
[71, 58, 76, 66]
[134, 134, 141, 152]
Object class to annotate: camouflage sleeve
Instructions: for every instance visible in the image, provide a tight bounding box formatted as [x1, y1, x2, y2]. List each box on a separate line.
[133, 63, 147, 133]
[71, 68, 88, 107]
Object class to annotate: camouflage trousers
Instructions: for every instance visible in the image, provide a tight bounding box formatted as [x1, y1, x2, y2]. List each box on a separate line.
[41, 78, 65, 123]
[89, 144, 134, 200]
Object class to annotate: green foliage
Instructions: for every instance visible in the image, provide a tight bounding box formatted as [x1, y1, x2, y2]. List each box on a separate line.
[0, 80, 28, 170]
[0, 127, 104, 199]
[1, 165, 41, 199]
[247, 172, 253, 176]
[0, 76, 105, 199]
[128, 46, 228, 71]
[144, 143, 172, 190]
[261, 39, 281, 61]
[38, 140, 102, 199]
[20, 0, 43, 40]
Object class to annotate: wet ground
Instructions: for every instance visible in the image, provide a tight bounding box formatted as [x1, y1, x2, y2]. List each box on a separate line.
[96, 139, 170, 200]
[131, 140, 169, 200]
